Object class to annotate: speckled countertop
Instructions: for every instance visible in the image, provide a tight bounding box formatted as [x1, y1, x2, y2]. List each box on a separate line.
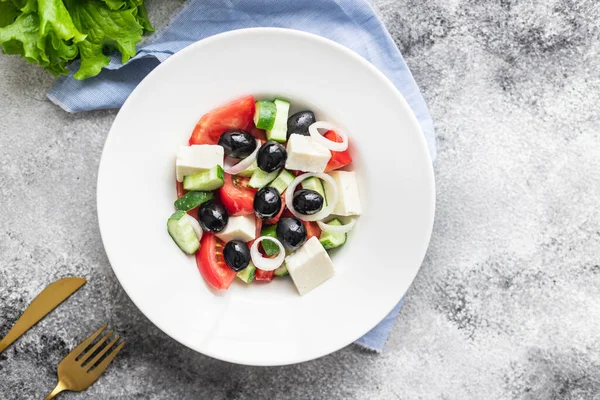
[1, 1, 599, 399]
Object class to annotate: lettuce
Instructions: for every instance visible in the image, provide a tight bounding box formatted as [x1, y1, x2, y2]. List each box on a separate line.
[0, 2, 22, 28]
[0, 0, 152, 79]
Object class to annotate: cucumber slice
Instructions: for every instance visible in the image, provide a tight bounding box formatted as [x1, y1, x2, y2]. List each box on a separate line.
[254, 101, 277, 130]
[274, 264, 289, 277]
[237, 160, 258, 178]
[174, 191, 214, 211]
[249, 168, 279, 189]
[183, 165, 224, 191]
[266, 99, 290, 143]
[268, 169, 295, 194]
[167, 211, 200, 254]
[319, 219, 347, 250]
[260, 225, 280, 256]
[237, 262, 257, 283]
[301, 177, 328, 206]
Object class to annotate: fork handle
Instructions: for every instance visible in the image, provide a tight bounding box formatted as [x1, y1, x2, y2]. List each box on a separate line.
[44, 381, 67, 400]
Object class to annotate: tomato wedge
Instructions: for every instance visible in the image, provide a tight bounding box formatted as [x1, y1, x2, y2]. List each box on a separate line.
[281, 208, 294, 219]
[186, 208, 199, 220]
[255, 269, 275, 281]
[324, 130, 352, 172]
[176, 181, 185, 198]
[254, 216, 263, 239]
[219, 174, 256, 216]
[176, 181, 199, 219]
[189, 96, 255, 145]
[303, 221, 321, 240]
[196, 233, 236, 290]
[249, 126, 267, 141]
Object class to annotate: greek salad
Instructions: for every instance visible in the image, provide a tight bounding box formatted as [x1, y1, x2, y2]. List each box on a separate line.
[167, 96, 361, 295]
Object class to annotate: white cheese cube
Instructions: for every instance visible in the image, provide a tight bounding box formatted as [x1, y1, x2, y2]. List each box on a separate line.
[325, 171, 361, 216]
[215, 215, 256, 243]
[285, 134, 331, 173]
[285, 237, 335, 295]
[176, 145, 224, 182]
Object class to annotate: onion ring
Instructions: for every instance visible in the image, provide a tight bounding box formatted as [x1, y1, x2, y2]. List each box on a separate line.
[250, 236, 286, 271]
[285, 173, 339, 222]
[317, 217, 356, 234]
[308, 121, 348, 152]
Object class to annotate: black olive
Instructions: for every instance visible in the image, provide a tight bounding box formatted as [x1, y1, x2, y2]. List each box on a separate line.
[287, 110, 316, 138]
[197, 200, 229, 232]
[218, 129, 256, 158]
[254, 187, 282, 220]
[276, 217, 307, 251]
[257, 141, 287, 172]
[292, 189, 324, 215]
[223, 240, 251, 272]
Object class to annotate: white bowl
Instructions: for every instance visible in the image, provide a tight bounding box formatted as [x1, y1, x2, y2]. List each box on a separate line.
[97, 28, 435, 366]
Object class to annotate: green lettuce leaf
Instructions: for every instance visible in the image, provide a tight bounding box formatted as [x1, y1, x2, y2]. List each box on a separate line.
[0, 13, 41, 59]
[9, 0, 38, 14]
[20, 0, 38, 13]
[132, 2, 153, 32]
[101, 0, 126, 10]
[38, 0, 86, 42]
[42, 29, 78, 74]
[0, 2, 21, 28]
[65, 0, 145, 80]
[0, 12, 76, 76]
[0, 0, 152, 79]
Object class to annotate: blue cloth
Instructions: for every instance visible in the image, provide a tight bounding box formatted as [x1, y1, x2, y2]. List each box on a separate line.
[49, 0, 436, 352]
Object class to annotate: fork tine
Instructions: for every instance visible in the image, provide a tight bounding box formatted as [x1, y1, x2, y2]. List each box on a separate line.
[78, 330, 114, 365]
[85, 335, 121, 372]
[65, 324, 108, 361]
[88, 341, 125, 379]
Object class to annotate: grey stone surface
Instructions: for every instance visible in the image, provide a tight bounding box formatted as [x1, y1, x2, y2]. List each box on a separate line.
[1, 0, 600, 398]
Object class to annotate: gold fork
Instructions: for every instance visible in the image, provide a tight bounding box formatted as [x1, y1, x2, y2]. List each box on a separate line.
[44, 324, 126, 400]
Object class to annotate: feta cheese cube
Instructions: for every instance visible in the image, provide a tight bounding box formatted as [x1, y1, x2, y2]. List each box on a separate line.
[285, 134, 331, 173]
[215, 215, 256, 243]
[176, 145, 224, 182]
[325, 171, 361, 216]
[285, 237, 335, 295]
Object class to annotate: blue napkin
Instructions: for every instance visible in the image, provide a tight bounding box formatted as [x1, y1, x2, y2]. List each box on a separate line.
[49, 0, 436, 352]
